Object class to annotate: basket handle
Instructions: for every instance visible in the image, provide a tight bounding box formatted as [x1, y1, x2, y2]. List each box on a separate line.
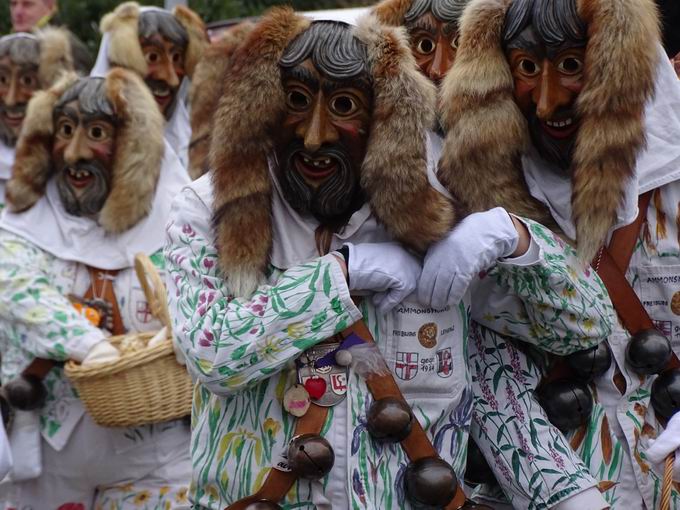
[134, 253, 172, 338]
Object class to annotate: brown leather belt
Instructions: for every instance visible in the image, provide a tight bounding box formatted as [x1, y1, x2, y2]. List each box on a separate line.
[226, 319, 467, 509]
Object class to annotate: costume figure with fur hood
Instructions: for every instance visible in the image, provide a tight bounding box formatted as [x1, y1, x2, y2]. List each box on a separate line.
[0, 69, 191, 508]
[437, 0, 680, 508]
[0, 28, 77, 210]
[164, 8, 614, 509]
[92, 1, 208, 170]
[371, 1, 627, 508]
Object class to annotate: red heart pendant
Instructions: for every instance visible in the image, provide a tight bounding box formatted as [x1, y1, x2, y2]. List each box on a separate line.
[304, 376, 327, 400]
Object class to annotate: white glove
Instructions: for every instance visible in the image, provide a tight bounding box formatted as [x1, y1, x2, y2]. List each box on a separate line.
[418, 207, 519, 308]
[82, 341, 120, 365]
[346, 242, 422, 314]
[646, 412, 680, 481]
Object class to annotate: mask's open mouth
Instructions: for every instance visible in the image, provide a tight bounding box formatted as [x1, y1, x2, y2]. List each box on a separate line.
[293, 151, 338, 182]
[1, 108, 25, 129]
[540, 116, 577, 140]
[66, 166, 94, 189]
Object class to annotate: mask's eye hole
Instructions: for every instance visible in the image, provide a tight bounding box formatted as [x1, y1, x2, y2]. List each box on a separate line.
[286, 89, 311, 112]
[517, 58, 540, 77]
[57, 119, 75, 139]
[20, 74, 36, 88]
[330, 95, 357, 116]
[416, 37, 436, 55]
[451, 34, 459, 49]
[88, 123, 111, 142]
[558, 56, 584, 75]
[145, 51, 160, 64]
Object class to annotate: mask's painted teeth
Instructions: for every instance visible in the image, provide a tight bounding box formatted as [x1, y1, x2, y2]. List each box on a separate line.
[68, 167, 92, 179]
[153, 86, 171, 98]
[545, 118, 573, 128]
[301, 155, 332, 168]
[4, 110, 24, 120]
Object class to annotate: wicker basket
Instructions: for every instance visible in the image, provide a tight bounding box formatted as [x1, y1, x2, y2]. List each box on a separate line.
[65, 253, 192, 428]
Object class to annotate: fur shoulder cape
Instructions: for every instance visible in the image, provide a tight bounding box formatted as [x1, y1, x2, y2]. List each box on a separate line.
[209, 8, 458, 297]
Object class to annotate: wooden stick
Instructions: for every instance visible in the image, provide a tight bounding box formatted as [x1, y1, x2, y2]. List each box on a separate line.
[661, 453, 675, 510]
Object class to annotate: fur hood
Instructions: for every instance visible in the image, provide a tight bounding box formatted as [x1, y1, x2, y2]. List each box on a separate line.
[188, 21, 255, 180]
[99, 1, 208, 78]
[6, 68, 165, 234]
[36, 28, 77, 86]
[372, 0, 417, 26]
[438, 0, 660, 261]
[210, 8, 457, 297]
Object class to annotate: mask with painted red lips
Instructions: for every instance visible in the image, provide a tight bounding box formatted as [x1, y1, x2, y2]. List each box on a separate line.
[51, 78, 116, 219]
[55, 160, 111, 217]
[0, 103, 27, 141]
[145, 77, 179, 118]
[275, 21, 372, 225]
[503, 0, 587, 172]
[0, 37, 40, 146]
[278, 140, 364, 223]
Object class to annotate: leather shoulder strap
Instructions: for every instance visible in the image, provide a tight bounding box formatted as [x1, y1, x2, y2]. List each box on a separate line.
[227, 319, 467, 510]
[594, 192, 679, 371]
[84, 266, 126, 336]
[606, 191, 653, 273]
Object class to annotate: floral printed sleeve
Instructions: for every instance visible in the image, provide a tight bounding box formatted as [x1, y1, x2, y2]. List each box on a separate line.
[0, 231, 104, 362]
[165, 187, 362, 397]
[471, 218, 615, 355]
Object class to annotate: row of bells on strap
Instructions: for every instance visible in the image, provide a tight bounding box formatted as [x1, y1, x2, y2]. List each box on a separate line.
[247, 397, 467, 509]
[538, 329, 680, 431]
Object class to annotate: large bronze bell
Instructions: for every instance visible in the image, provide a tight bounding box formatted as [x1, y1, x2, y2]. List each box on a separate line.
[244, 501, 282, 510]
[366, 397, 413, 443]
[625, 329, 672, 375]
[4, 374, 47, 411]
[404, 457, 458, 508]
[464, 438, 497, 486]
[651, 368, 680, 421]
[536, 380, 593, 432]
[287, 433, 334, 480]
[565, 342, 612, 381]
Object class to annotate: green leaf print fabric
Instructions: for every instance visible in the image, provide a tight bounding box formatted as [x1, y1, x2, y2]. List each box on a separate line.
[165, 180, 615, 510]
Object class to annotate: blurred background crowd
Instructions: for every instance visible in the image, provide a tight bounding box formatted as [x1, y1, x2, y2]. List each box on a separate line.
[2, 0, 679, 77]
[0, 0, 371, 55]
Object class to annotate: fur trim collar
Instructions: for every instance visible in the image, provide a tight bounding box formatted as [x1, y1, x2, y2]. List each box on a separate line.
[37, 28, 75, 87]
[189, 21, 255, 179]
[438, 0, 659, 261]
[372, 0, 415, 26]
[99, 1, 207, 79]
[6, 69, 165, 234]
[210, 8, 457, 296]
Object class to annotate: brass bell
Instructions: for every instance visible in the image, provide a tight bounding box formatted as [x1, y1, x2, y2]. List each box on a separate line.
[565, 342, 612, 381]
[404, 457, 458, 508]
[464, 438, 497, 486]
[367, 397, 413, 443]
[625, 329, 672, 375]
[651, 368, 680, 421]
[244, 500, 282, 510]
[536, 380, 593, 432]
[287, 433, 334, 480]
[4, 374, 47, 411]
